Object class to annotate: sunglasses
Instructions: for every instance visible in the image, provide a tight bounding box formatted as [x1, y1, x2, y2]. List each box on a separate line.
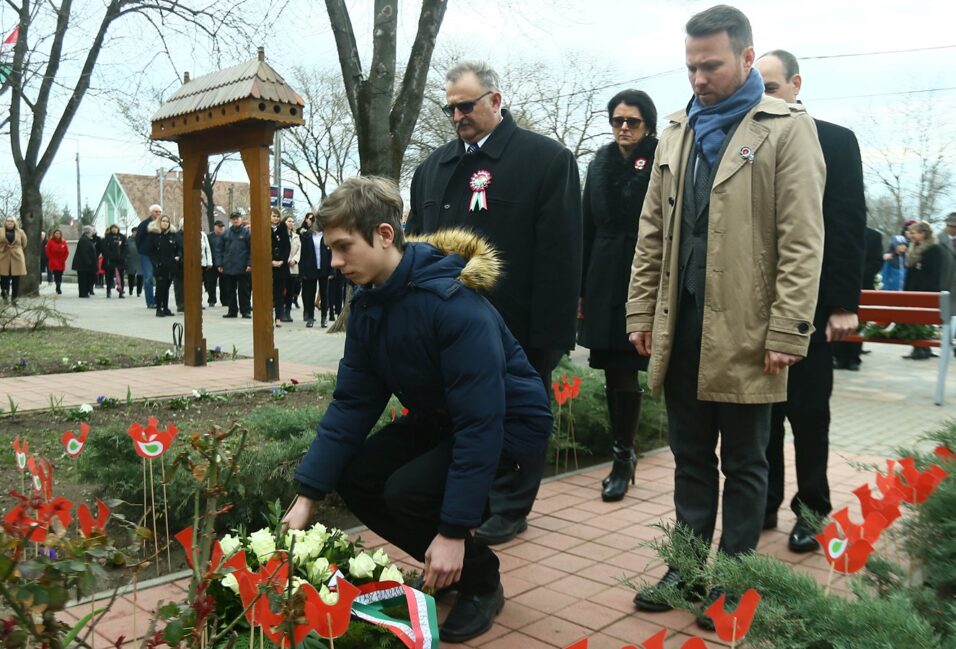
[442, 91, 493, 117]
[610, 117, 643, 128]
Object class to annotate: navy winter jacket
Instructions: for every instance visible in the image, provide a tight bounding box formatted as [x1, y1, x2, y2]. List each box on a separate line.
[294, 231, 552, 531]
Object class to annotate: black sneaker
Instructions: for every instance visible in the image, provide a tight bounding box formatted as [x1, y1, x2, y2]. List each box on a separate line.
[223, 312, 238, 319]
[439, 583, 504, 644]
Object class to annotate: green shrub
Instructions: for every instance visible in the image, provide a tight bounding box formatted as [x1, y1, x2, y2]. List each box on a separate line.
[242, 404, 323, 440]
[77, 425, 317, 533]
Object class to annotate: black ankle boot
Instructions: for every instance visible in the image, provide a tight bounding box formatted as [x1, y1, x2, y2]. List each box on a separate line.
[602, 442, 637, 501]
[601, 388, 643, 501]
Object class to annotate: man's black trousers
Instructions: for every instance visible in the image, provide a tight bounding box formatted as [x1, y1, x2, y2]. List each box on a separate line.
[663, 293, 771, 557]
[220, 273, 251, 315]
[765, 341, 833, 521]
[337, 419, 500, 595]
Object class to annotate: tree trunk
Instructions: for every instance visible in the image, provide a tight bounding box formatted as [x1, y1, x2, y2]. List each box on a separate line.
[18, 180, 42, 296]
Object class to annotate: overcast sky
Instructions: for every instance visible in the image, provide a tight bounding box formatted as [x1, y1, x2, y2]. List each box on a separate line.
[2, 0, 953, 217]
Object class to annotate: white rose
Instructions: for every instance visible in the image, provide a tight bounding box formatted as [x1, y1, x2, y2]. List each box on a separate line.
[221, 572, 240, 594]
[379, 564, 404, 584]
[348, 552, 376, 579]
[248, 528, 276, 560]
[219, 534, 241, 558]
[318, 584, 339, 605]
[334, 535, 351, 552]
[284, 529, 305, 549]
[308, 557, 332, 584]
[371, 548, 389, 567]
[306, 523, 329, 546]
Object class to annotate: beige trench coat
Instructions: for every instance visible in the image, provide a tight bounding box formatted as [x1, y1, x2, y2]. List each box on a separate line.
[626, 97, 825, 404]
[0, 228, 28, 276]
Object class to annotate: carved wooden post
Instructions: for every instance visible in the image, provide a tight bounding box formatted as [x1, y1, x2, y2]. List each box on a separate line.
[179, 148, 209, 366]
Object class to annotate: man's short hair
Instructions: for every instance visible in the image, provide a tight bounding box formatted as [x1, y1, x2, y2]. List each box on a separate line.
[607, 89, 658, 137]
[318, 176, 406, 249]
[761, 49, 800, 80]
[446, 60, 501, 92]
[686, 4, 753, 55]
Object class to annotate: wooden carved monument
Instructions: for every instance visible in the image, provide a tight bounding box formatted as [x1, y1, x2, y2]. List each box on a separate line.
[150, 48, 304, 381]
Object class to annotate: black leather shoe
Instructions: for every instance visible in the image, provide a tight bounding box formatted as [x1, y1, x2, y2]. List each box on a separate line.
[223, 312, 238, 318]
[633, 567, 704, 612]
[763, 512, 777, 530]
[439, 583, 504, 643]
[788, 520, 820, 553]
[696, 587, 732, 631]
[846, 361, 861, 371]
[306, 320, 314, 328]
[321, 315, 328, 328]
[241, 313, 251, 319]
[474, 515, 527, 545]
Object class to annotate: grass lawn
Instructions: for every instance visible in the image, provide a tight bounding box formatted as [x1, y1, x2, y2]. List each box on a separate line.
[0, 326, 236, 377]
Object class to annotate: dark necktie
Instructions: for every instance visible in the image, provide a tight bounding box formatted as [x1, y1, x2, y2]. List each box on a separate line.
[693, 153, 711, 212]
[466, 143, 479, 156]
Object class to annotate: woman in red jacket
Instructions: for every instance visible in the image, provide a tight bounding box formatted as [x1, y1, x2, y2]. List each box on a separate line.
[45, 228, 70, 295]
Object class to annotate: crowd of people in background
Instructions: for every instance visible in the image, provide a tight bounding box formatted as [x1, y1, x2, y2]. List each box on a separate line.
[17, 202, 349, 327]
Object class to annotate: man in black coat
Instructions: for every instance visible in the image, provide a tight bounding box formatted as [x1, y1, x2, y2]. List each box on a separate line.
[834, 226, 884, 369]
[406, 60, 582, 545]
[298, 225, 333, 327]
[217, 211, 252, 318]
[756, 50, 866, 552]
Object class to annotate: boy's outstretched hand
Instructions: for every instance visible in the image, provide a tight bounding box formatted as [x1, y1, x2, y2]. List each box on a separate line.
[281, 495, 316, 532]
[423, 534, 464, 591]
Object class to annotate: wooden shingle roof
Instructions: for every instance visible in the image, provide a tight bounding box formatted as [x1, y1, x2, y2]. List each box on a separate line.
[151, 53, 303, 121]
[150, 48, 305, 142]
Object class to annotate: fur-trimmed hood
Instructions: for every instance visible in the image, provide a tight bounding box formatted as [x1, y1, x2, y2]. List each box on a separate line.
[407, 228, 502, 293]
[147, 219, 177, 234]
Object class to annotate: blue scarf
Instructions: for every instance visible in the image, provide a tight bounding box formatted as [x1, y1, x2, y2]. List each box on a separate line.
[687, 68, 764, 166]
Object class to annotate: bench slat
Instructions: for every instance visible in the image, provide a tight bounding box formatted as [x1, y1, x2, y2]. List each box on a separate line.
[858, 290, 939, 308]
[858, 306, 941, 325]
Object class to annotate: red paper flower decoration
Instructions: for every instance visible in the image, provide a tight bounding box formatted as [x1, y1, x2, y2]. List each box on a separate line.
[704, 588, 761, 643]
[852, 483, 902, 527]
[12, 436, 28, 472]
[27, 456, 53, 500]
[933, 444, 956, 462]
[878, 457, 949, 505]
[77, 499, 111, 538]
[61, 423, 90, 457]
[3, 504, 50, 543]
[553, 381, 570, 406]
[817, 521, 874, 574]
[569, 376, 582, 399]
[36, 496, 74, 530]
[127, 417, 179, 459]
[641, 629, 708, 649]
[308, 578, 360, 639]
[831, 507, 888, 545]
[175, 526, 227, 575]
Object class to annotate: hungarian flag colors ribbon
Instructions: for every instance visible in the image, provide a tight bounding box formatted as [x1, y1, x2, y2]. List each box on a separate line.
[352, 581, 439, 649]
[469, 170, 493, 211]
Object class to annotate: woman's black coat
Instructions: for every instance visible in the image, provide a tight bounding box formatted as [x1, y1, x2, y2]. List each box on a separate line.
[145, 228, 182, 278]
[905, 243, 943, 292]
[71, 236, 98, 273]
[578, 137, 658, 357]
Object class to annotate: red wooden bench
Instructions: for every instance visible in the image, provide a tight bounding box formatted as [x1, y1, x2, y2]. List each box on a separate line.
[843, 290, 952, 405]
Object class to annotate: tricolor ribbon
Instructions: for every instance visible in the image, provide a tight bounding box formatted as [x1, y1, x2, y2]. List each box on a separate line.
[469, 170, 493, 212]
[352, 581, 439, 649]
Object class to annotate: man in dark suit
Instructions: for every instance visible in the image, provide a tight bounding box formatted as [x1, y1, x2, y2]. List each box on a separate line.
[834, 226, 884, 369]
[406, 60, 582, 545]
[298, 223, 333, 328]
[756, 49, 866, 552]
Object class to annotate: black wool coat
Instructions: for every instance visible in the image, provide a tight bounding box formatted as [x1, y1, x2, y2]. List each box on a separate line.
[298, 231, 332, 280]
[406, 109, 582, 352]
[144, 227, 182, 278]
[71, 236, 98, 273]
[810, 118, 867, 344]
[578, 137, 658, 358]
[905, 244, 943, 292]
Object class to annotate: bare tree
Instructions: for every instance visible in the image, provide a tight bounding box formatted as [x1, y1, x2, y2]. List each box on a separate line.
[861, 97, 953, 230]
[280, 66, 359, 207]
[5, 0, 261, 295]
[325, 0, 447, 180]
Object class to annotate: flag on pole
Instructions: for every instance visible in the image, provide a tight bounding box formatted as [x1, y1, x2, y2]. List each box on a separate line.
[0, 25, 18, 84]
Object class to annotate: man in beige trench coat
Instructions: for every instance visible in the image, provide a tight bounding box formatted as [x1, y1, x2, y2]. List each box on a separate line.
[626, 4, 825, 627]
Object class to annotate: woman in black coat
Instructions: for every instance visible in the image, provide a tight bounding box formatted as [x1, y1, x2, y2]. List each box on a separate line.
[578, 89, 659, 502]
[903, 220, 942, 359]
[72, 226, 99, 298]
[270, 208, 291, 327]
[101, 224, 127, 298]
[145, 215, 182, 317]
